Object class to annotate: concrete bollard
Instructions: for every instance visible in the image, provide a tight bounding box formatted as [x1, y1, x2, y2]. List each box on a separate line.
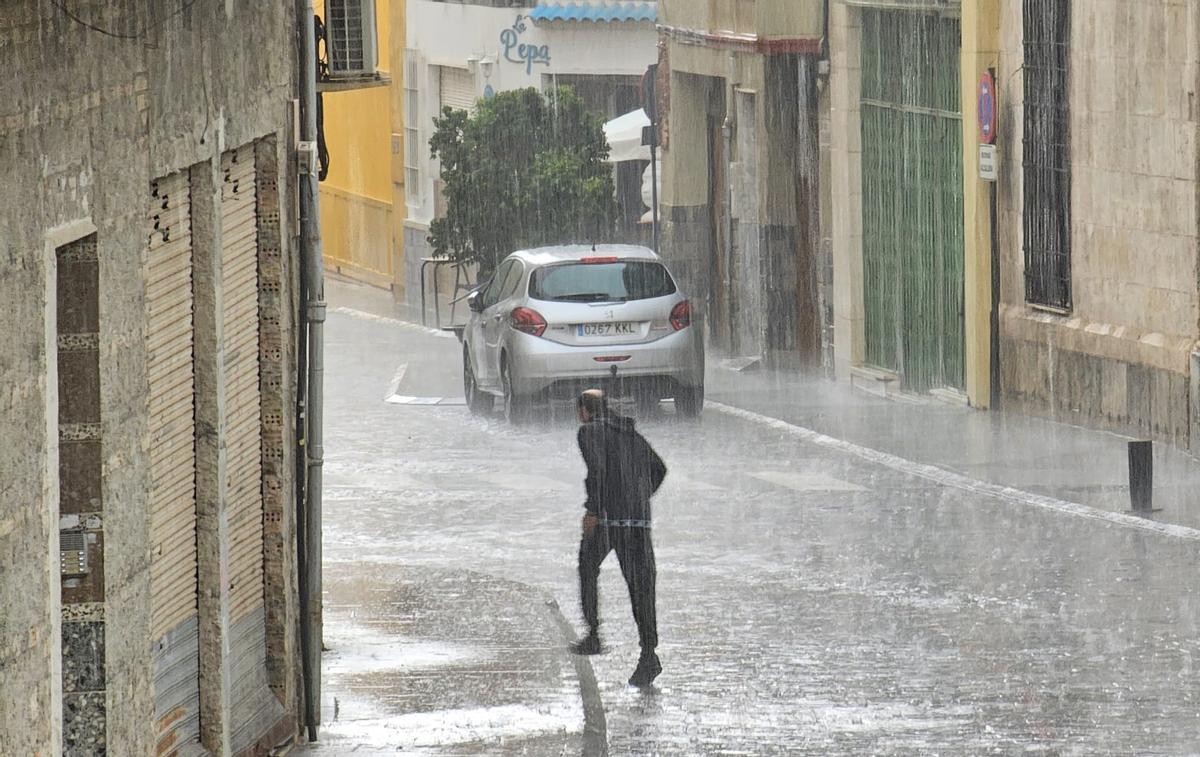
[1128, 440, 1154, 514]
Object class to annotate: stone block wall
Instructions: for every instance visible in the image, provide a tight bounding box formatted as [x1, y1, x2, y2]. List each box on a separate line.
[661, 49, 820, 365]
[994, 0, 1200, 443]
[762, 224, 801, 365]
[0, 3, 303, 754]
[661, 204, 714, 303]
[1001, 333, 1191, 444]
[659, 67, 721, 345]
[401, 222, 433, 319]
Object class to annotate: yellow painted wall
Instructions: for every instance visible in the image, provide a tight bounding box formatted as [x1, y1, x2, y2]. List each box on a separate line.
[323, 87, 392, 203]
[960, 0, 1000, 408]
[319, 0, 402, 290]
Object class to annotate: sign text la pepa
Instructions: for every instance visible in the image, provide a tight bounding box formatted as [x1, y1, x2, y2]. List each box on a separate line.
[501, 15, 551, 75]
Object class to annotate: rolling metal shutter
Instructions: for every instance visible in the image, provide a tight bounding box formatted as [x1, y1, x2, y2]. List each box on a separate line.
[220, 145, 283, 753]
[221, 146, 265, 625]
[440, 66, 476, 113]
[860, 9, 965, 392]
[147, 170, 202, 753]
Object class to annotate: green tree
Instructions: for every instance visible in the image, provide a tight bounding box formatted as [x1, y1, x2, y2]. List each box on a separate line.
[428, 87, 616, 279]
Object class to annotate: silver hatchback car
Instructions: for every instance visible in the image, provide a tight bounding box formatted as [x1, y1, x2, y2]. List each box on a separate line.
[462, 244, 704, 421]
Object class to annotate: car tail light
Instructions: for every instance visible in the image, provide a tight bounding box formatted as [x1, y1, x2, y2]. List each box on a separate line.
[580, 256, 619, 264]
[510, 307, 547, 337]
[670, 300, 692, 331]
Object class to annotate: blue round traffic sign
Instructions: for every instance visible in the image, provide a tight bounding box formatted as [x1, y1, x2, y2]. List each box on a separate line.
[978, 72, 997, 144]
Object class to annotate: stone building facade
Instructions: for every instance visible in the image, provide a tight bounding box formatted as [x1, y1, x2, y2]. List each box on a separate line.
[993, 0, 1200, 445]
[825, 0, 1200, 444]
[657, 0, 826, 369]
[1, 2, 307, 754]
[828, 0, 980, 403]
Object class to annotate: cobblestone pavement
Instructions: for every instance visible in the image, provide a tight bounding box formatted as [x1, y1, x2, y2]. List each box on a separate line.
[312, 291, 1200, 755]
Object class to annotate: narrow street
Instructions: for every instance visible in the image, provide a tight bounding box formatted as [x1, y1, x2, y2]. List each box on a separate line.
[314, 287, 1200, 755]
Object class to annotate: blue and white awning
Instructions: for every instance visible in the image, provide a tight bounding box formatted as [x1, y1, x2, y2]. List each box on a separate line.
[528, 1, 658, 24]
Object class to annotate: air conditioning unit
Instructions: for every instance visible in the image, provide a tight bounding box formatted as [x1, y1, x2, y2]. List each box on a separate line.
[326, 0, 379, 78]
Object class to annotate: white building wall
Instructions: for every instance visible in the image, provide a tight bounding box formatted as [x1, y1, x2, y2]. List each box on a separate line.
[406, 0, 658, 226]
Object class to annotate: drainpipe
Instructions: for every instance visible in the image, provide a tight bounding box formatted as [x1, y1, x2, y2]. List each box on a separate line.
[723, 52, 738, 353]
[297, 0, 325, 743]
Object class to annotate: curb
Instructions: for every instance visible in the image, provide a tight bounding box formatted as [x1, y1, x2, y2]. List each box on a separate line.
[331, 305, 458, 339]
[543, 596, 608, 757]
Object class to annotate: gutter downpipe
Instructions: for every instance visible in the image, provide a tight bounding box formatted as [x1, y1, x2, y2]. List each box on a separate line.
[723, 51, 738, 353]
[297, 0, 325, 743]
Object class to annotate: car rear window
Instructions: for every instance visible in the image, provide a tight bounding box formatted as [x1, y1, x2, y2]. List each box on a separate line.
[529, 261, 677, 303]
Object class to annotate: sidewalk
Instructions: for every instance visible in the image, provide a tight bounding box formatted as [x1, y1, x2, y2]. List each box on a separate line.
[706, 363, 1200, 532]
[296, 564, 604, 755]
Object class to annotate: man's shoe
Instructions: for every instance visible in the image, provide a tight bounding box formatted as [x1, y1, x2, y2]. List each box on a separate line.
[628, 651, 662, 686]
[569, 634, 603, 656]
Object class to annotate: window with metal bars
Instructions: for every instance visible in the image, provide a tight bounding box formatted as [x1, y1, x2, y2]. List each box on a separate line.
[327, 0, 366, 74]
[1022, 0, 1072, 310]
[404, 50, 422, 207]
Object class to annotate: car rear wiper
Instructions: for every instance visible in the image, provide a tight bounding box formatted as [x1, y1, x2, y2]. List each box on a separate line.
[555, 292, 616, 302]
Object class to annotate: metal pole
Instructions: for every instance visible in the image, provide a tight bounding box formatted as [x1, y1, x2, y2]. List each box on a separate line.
[297, 0, 324, 742]
[724, 52, 739, 353]
[649, 128, 661, 255]
[989, 180, 1001, 408]
[1129, 440, 1154, 514]
[723, 70, 737, 354]
[641, 64, 661, 255]
[433, 263, 442, 330]
[988, 68, 1002, 410]
[420, 261, 429, 327]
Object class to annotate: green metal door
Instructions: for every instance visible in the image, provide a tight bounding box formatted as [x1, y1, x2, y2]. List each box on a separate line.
[860, 9, 965, 392]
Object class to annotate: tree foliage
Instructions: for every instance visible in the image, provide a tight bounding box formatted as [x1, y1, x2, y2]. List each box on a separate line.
[428, 87, 616, 278]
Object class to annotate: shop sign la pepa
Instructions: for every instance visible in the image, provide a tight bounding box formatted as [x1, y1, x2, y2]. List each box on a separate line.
[500, 15, 551, 75]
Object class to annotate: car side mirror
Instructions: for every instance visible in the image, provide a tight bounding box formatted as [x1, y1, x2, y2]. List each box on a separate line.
[467, 289, 484, 313]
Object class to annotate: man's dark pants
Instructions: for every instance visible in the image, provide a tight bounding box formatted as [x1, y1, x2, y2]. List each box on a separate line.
[578, 523, 658, 651]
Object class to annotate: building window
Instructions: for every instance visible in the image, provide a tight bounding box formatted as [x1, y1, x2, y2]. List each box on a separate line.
[1022, 0, 1072, 310]
[439, 66, 477, 114]
[404, 49, 422, 207]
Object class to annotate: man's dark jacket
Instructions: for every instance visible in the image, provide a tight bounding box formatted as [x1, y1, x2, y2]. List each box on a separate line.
[578, 413, 667, 521]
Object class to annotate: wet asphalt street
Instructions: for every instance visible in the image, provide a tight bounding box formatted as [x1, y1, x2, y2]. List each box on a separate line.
[316, 298, 1200, 755]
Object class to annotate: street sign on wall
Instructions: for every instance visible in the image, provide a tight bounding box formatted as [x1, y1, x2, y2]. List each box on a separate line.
[641, 63, 658, 123]
[979, 144, 998, 182]
[978, 71, 997, 145]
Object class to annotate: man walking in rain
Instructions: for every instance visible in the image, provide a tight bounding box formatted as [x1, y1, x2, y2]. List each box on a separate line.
[570, 389, 667, 687]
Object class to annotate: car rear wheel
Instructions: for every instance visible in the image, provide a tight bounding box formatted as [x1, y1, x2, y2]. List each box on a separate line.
[501, 359, 531, 425]
[463, 348, 490, 415]
[675, 383, 704, 418]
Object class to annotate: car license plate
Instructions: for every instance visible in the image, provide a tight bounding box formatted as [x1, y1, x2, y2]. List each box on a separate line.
[577, 322, 636, 337]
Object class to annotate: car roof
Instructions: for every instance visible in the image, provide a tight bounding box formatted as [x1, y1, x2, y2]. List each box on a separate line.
[506, 244, 660, 267]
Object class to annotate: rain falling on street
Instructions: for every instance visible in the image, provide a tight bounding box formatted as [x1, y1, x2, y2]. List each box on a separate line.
[306, 282, 1200, 755]
[17, 1, 1200, 755]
